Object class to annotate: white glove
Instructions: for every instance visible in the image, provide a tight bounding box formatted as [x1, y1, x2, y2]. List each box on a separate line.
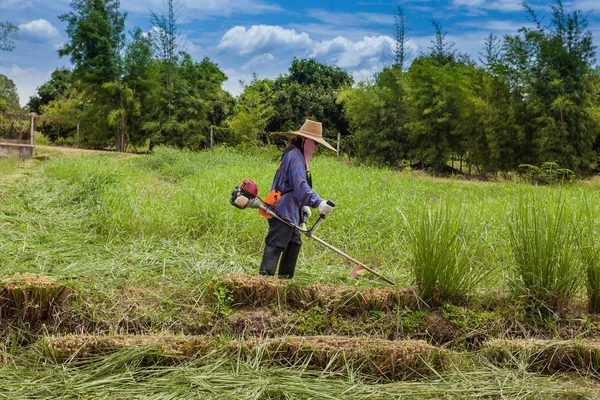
[318, 200, 333, 216]
[301, 205, 311, 222]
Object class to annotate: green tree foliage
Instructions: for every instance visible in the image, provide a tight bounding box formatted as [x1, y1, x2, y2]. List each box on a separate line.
[228, 75, 274, 146]
[59, 0, 125, 89]
[391, 6, 410, 71]
[501, 0, 599, 172]
[59, 0, 130, 150]
[268, 58, 353, 139]
[123, 28, 161, 150]
[0, 21, 18, 53]
[150, 0, 185, 120]
[0, 74, 20, 111]
[52, 0, 229, 151]
[39, 98, 81, 144]
[338, 67, 408, 167]
[340, 0, 600, 177]
[146, 54, 228, 150]
[27, 69, 75, 114]
[405, 56, 466, 171]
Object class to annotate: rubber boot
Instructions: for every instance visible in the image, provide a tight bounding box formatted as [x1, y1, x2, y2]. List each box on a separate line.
[278, 243, 301, 279]
[259, 246, 281, 276]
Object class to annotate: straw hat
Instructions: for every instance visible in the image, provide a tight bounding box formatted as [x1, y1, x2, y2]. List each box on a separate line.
[280, 119, 336, 152]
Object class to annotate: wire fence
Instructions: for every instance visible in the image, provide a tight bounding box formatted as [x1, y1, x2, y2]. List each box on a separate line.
[0, 112, 78, 147]
[0, 112, 34, 145]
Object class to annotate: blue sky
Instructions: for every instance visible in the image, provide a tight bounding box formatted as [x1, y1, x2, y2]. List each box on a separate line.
[1, 0, 599, 107]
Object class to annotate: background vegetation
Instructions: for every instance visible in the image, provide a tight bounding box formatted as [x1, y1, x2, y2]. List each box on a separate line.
[1, 0, 599, 178]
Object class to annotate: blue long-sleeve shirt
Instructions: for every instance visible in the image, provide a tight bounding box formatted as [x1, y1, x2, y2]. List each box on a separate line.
[271, 144, 323, 225]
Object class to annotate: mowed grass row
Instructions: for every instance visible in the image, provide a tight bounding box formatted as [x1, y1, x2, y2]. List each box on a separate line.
[1, 336, 600, 399]
[1, 147, 600, 303]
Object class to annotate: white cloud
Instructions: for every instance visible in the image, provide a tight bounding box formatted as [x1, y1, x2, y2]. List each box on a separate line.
[217, 25, 312, 56]
[186, 0, 281, 15]
[351, 66, 381, 84]
[242, 53, 275, 70]
[18, 19, 61, 43]
[451, 0, 523, 12]
[311, 35, 395, 69]
[0, 64, 46, 107]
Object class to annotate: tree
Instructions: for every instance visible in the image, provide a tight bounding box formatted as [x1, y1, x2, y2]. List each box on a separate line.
[123, 28, 161, 150]
[268, 58, 353, 142]
[392, 6, 411, 71]
[429, 20, 456, 65]
[405, 56, 462, 171]
[27, 69, 75, 113]
[228, 75, 274, 146]
[501, 0, 599, 172]
[146, 54, 228, 150]
[59, 0, 130, 151]
[0, 74, 20, 111]
[0, 21, 18, 53]
[478, 33, 502, 71]
[150, 0, 185, 119]
[339, 67, 409, 166]
[59, 0, 125, 90]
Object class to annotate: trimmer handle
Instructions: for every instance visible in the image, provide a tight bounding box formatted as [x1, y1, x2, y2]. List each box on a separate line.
[307, 200, 335, 236]
[319, 200, 335, 219]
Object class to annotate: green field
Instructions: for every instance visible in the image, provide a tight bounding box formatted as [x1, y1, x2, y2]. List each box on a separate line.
[1, 147, 600, 399]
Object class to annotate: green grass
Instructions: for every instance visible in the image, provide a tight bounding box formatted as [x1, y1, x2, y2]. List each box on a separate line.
[2, 146, 600, 291]
[404, 201, 488, 304]
[508, 195, 583, 313]
[4, 147, 600, 398]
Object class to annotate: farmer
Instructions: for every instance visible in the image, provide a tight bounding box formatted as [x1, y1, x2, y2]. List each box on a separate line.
[259, 119, 336, 279]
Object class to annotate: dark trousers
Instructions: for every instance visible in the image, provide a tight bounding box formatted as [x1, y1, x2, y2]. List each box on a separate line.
[265, 218, 302, 250]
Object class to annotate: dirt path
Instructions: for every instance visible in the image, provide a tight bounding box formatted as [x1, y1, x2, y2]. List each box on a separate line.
[36, 145, 140, 158]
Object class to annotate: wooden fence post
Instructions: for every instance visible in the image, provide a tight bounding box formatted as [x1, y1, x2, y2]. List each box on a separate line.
[76, 117, 80, 148]
[336, 132, 340, 157]
[29, 113, 35, 145]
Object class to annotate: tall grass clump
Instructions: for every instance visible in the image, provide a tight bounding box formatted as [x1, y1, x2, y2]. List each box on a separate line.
[508, 195, 582, 313]
[579, 202, 600, 313]
[404, 203, 486, 305]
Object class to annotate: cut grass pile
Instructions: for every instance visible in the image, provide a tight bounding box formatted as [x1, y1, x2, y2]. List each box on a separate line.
[41, 334, 209, 362]
[239, 336, 444, 381]
[2, 348, 598, 399]
[40, 333, 444, 380]
[218, 273, 420, 312]
[483, 338, 600, 374]
[0, 273, 68, 320]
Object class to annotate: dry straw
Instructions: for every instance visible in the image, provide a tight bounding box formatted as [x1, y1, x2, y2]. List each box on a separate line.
[238, 336, 446, 381]
[42, 334, 209, 363]
[218, 273, 420, 312]
[0, 273, 69, 321]
[40, 333, 446, 381]
[483, 339, 600, 374]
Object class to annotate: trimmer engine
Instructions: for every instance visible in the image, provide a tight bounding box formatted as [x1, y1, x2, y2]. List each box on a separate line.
[230, 179, 259, 209]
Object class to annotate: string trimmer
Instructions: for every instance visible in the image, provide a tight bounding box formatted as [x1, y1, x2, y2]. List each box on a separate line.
[230, 179, 396, 286]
